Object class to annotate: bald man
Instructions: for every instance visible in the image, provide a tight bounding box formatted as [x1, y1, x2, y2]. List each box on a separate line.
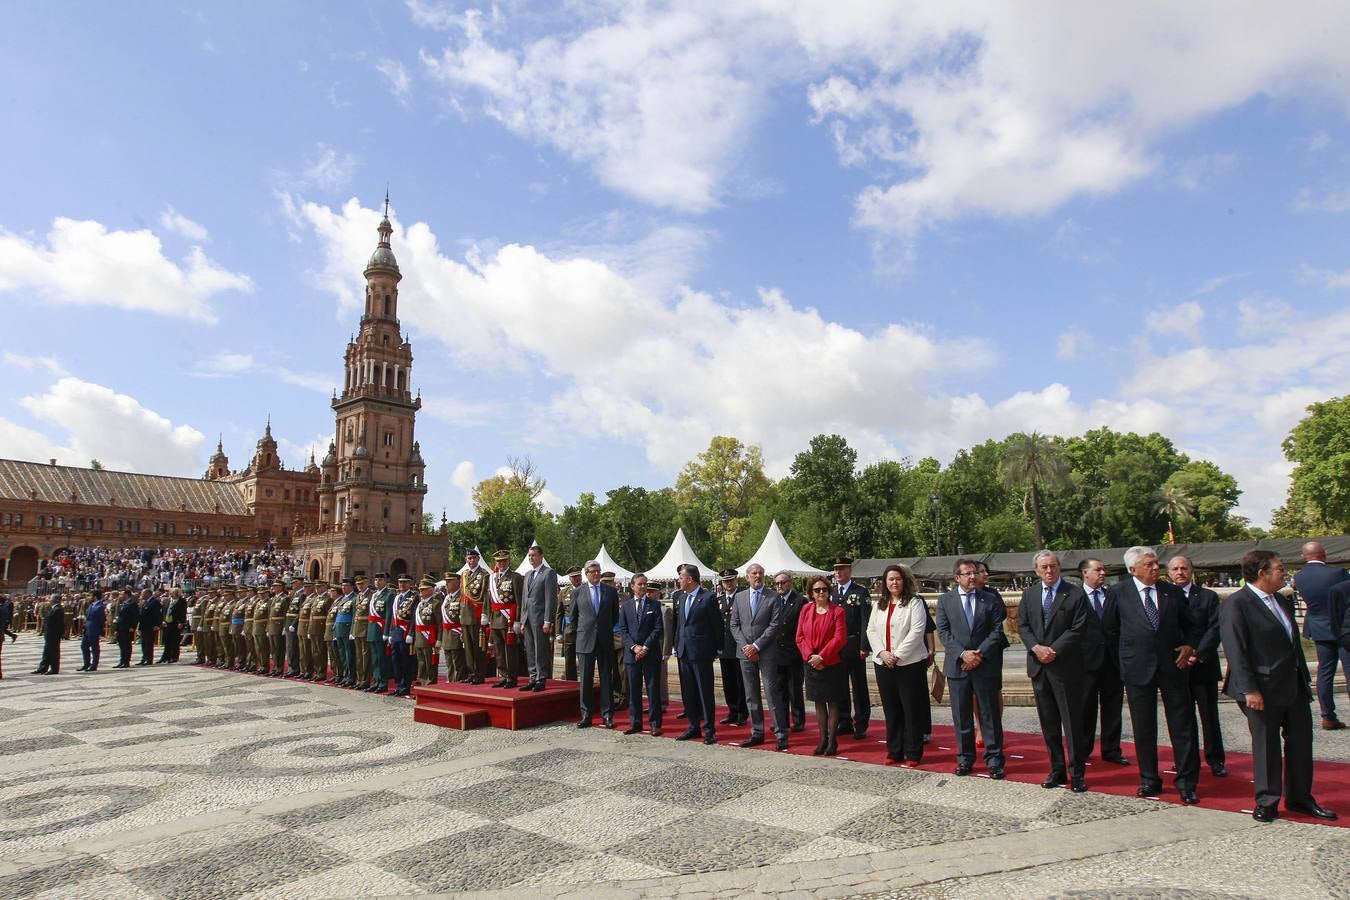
[1294, 541, 1350, 730]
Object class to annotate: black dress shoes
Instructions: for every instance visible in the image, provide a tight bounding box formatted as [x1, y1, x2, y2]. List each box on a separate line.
[1102, 754, 1130, 766]
[1071, 778, 1089, 793]
[1180, 790, 1199, 805]
[675, 711, 687, 719]
[518, 680, 536, 691]
[623, 726, 642, 735]
[703, 734, 717, 745]
[602, 717, 615, 729]
[738, 736, 764, 748]
[676, 727, 699, 741]
[1136, 784, 1162, 798]
[776, 737, 788, 751]
[1041, 774, 1067, 789]
[576, 720, 592, 729]
[1209, 763, 1228, 778]
[1252, 804, 1278, 823]
[1286, 801, 1338, 820]
[717, 715, 736, 725]
[77, 665, 89, 672]
[532, 681, 547, 691]
[853, 728, 868, 740]
[954, 763, 973, 776]
[791, 723, 806, 733]
[988, 767, 1006, 780]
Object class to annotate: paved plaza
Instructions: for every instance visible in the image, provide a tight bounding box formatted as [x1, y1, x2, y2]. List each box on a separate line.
[0, 639, 1346, 899]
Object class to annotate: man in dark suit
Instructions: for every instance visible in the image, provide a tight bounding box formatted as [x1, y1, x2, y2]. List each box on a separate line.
[1077, 557, 1128, 766]
[672, 563, 722, 745]
[1168, 555, 1226, 777]
[715, 571, 748, 726]
[1333, 580, 1350, 655]
[517, 544, 558, 691]
[160, 591, 188, 663]
[832, 557, 872, 739]
[771, 571, 807, 732]
[1222, 550, 1337, 822]
[114, 590, 140, 668]
[1104, 546, 1202, 803]
[79, 591, 107, 672]
[138, 590, 163, 665]
[573, 560, 619, 728]
[937, 558, 1008, 778]
[619, 573, 663, 735]
[32, 594, 66, 675]
[731, 563, 788, 750]
[1292, 540, 1350, 730]
[1017, 550, 1091, 792]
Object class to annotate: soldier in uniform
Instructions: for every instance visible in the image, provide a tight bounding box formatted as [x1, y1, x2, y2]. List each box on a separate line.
[352, 575, 372, 689]
[459, 550, 489, 685]
[489, 550, 524, 688]
[439, 572, 466, 683]
[283, 583, 302, 676]
[268, 582, 288, 676]
[296, 588, 314, 678]
[307, 582, 332, 681]
[388, 576, 417, 696]
[333, 576, 358, 686]
[234, 589, 252, 670]
[322, 582, 342, 682]
[217, 588, 235, 668]
[251, 585, 273, 674]
[556, 566, 582, 681]
[413, 575, 440, 686]
[366, 572, 394, 694]
[832, 556, 873, 739]
[716, 569, 749, 726]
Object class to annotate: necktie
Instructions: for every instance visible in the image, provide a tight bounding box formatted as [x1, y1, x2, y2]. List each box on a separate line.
[591, 585, 599, 614]
[528, 569, 536, 592]
[1041, 586, 1054, 623]
[1092, 590, 1103, 619]
[751, 589, 759, 618]
[684, 592, 693, 621]
[1264, 592, 1292, 640]
[963, 592, 975, 629]
[1142, 586, 1159, 630]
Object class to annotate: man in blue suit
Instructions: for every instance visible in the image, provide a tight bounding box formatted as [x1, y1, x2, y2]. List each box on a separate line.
[1292, 541, 1350, 730]
[79, 591, 107, 672]
[619, 573, 664, 735]
[671, 563, 721, 745]
[937, 558, 1008, 778]
[574, 560, 620, 728]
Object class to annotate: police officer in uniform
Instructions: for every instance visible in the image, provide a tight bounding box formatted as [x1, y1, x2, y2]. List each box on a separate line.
[556, 566, 582, 681]
[367, 573, 394, 693]
[439, 572, 466, 683]
[832, 557, 873, 739]
[716, 569, 749, 726]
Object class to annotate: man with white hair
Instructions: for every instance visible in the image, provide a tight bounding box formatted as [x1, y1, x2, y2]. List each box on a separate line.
[573, 561, 619, 728]
[1105, 546, 1202, 803]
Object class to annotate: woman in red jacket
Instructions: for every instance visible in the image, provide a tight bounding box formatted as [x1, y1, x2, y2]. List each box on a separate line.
[797, 574, 848, 755]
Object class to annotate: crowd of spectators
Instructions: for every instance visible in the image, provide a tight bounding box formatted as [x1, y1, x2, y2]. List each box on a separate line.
[29, 546, 298, 593]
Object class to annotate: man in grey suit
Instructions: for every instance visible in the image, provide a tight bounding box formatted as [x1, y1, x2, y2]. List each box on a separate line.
[517, 544, 558, 692]
[936, 558, 1008, 778]
[730, 563, 788, 750]
[573, 560, 619, 728]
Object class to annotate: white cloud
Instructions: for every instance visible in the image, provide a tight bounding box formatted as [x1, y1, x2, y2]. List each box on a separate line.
[536, 486, 565, 516]
[1307, 131, 1332, 152]
[300, 144, 359, 192]
[1055, 328, 1086, 361]
[159, 206, 210, 242]
[9, 376, 205, 475]
[277, 368, 335, 393]
[3, 352, 67, 376]
[1171, 153, 1238, 191]
[277, 431, 332, 469]
[1298, 263, 1350, 289]
[375, 58, 411, 103]
[0, 217, 252, 322]
[1294, 184, 1350, 214]
[192, 351, 254, 378]
[449, 459, 478, 515]
[1145, 300, 1205, 340]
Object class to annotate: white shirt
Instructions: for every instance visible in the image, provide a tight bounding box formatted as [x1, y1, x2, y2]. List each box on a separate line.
[865, 597, 929, 666]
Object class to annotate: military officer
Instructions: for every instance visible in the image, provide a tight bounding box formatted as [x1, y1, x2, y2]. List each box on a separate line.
[247, 586, 268, 673]
[439, 572, 466, 683]
[307, 581, 332, 681]
[459, 550, 489, 684]
[216, 588, 235, 668]
[387, 574, 417, 696]
[281, 583, 300, 676]
[322, 582, 342, 682]
[413, 575, 440, 686]
[557, 566, 582, 681]
[832, 556, 873, 739]
[367, 572, 394, 694]
[352, 575, 372, 689]
[266, 582, 287, 676]
[296, 588, 314, 678]
[489, 551, 525, 688]
[716, 569, 748, 726]
[333, 576, 357, 686]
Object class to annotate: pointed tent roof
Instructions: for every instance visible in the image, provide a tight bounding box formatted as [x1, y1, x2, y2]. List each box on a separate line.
[736, 519, 827, 577]
[645, 528, 718, 582]
[515, 537, 548, 575]
[592, 544, 635, 583]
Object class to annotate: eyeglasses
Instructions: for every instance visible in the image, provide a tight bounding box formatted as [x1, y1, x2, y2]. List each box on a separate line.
[810, 587, 830, 594]
[773, 581, 791, 587]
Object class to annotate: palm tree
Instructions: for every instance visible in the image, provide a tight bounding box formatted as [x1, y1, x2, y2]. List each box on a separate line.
[1002, 431, 1068, 549]
[1152, 485, 1194, 543]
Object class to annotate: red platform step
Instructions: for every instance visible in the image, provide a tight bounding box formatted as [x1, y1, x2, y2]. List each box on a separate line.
[412, 680, 586, 730]
[412, 703, 490, 730]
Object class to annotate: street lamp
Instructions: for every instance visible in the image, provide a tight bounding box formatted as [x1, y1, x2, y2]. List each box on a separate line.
[929, 491, 942, 556]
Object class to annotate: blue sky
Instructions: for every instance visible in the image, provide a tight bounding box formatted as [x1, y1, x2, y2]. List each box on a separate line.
[3, 2, 1350, 529]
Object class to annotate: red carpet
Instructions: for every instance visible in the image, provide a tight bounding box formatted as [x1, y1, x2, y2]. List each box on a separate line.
[636, 702, 1350, 829]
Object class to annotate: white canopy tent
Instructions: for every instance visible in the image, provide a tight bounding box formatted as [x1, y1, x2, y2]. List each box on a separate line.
[591, 544, 635, 583]
[644, 528, 719, 582]
[735, 519, 827, 577]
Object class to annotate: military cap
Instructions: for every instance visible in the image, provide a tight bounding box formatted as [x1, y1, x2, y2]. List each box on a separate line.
[397, 574, 412, 583]
[831, 556, 854, 568]
[327, 582, 340, 591]
[444, 571, 462, 581]
[374, 572, 390, 580]
[419, 575, 437, 588]
[341, 576, 356, 587]
[564, 565, 582, 576]
[355, 574, 368, 582]
[466, 547, 481, 558]
[270, 581, 285, 589]
[600, 572, 616, 584]
[718, 567, 738, 581]
[492, 550, 510, 561]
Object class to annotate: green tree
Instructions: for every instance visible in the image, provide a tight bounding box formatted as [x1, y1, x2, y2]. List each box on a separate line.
[675, 436, 772, 565]
[90, 458, 104, 470]
[1280, 394, 1350, 532]
[1001, 431, 1068, 548]
[787, 434, 860, 556]
[1151, 483, 1194, 542]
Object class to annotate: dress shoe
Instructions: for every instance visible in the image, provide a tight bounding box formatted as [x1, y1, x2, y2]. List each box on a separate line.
[823, 738, 838, 756]
[533, 681, 548, 691]
[1180, 790, 1199, 805]
[676, 728, 700, 741]
[650, 727, 663, 737]
[491, 678, 507, 688]
[718, 715, 737, 725]
[1286, 801, 1338, 821]
[1071, 778, 1089, 794]
[1252, 804, 1278, 823]
[577, 720, 592, 729]
[738, 736, 765, 748]
[623, 726, 642, 735]
[791, 723, 805, 733]
[703, 734, 717, 745]
[776, 737, 788, 751]
[1102, 754, 1130, 766]
[30, 669, 46, 675]
[1209, 763, 1228, 778]
[853, 728, 868, 740]
[602, 718, 615, 729]
[77, 665, 89, 672]
[518, 680, 537, 691]
[371, 689, 388, 696]
[1323, 717, 1347, 731]
[502, 679, 518, 689]
[988, 767, 1006, 780]
[954, 763, 973, 776]
[676, 711, 687, 719]
[1136, 784, 1162, 798]
[1041, 775, 1067, 789]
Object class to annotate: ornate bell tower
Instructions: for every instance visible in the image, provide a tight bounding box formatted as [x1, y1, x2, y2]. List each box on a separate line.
[299, 194, 443, 582]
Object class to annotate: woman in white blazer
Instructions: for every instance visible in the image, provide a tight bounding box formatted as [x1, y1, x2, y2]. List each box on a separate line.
[866, 564, 931, 765]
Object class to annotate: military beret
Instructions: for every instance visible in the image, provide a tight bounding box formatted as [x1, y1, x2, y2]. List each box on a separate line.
[718, 568, 738, 581]
[466, 547, 481, 557]
[492, 550, 510, 561]
[831, 556, 854, 568]
[564, 565, 582, 576]
[419, 575, 437, 588]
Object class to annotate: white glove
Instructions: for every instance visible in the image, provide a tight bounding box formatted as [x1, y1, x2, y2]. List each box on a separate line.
[480, 614, 489, 626]
[512, 621, 523, 635]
